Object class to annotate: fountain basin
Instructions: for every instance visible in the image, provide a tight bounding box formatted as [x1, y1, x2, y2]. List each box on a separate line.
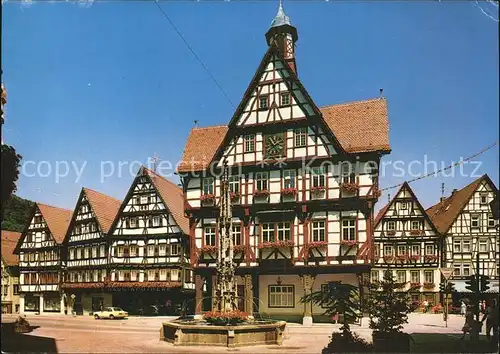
[160, 320, 286, 347]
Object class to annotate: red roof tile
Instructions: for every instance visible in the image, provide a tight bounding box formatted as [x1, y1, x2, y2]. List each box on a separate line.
[177, 99, 390, 173]
[143, 168, 189, 235]
[426, 175, 497, 234]
[38, 203, 72, 244]
[83, 188, 122, 233]
[1, 230, 21, 266]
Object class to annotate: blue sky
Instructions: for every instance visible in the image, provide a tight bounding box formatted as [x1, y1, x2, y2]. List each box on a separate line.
[2, 0, 499, 212]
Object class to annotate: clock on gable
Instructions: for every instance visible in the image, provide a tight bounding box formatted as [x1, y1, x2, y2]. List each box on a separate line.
[265, 133, 285, 158]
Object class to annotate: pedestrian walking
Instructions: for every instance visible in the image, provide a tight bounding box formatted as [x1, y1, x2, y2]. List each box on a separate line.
[460, 301, 467, 317]
[482, 299, 499, 342]
[481, 300, 486, 314]
[423, 300, 429, 313]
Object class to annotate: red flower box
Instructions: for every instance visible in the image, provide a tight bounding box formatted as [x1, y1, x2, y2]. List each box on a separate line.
[396, 255, 409, 262]
[203, 310, 248, 326]
[306, 241, 328, 249]
[341, 183, 360, 194]
[201, 193, 215, 203]
[253, 189, 270, 198]
[281, 187, 297, 196]
[340, 240, 358, 246]
[410, 282, 422, 288]
[258, 240, 294, 249]
[410, 255, 421, 261]
[310, 185, 326, 193]
[423, 282, 435, 289]
[107, 281, 182, 289]
[233, 244, 249, 253]
[200, 245, 218, 254]
[230, 192, 240, 200]
[409, 230, 422, 236]
[386, 230, 396, 236]
[424, 255, 439, 262]
[383, 255, 394, 263]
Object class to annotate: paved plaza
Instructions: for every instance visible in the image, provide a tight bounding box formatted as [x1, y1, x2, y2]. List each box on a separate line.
[2, 313, 489, 353]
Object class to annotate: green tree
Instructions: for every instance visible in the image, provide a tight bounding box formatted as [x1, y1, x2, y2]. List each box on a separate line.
[367, 270, 414, 333]
[1, 195, 34, 232]
[1, 145, 22, 220]
[301, 281, 360, 335]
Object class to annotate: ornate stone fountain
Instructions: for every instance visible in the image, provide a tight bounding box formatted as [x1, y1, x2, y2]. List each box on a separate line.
[160, 162, 286, 347]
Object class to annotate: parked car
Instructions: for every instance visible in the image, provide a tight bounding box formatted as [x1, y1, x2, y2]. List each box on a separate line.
[94, 307, 128, 319]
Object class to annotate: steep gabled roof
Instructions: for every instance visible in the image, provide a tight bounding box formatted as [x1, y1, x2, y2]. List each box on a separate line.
[426, 174, 498, 234]
[177, 98, 390, 173]
[37, 204, 72, 244]
[83, 188, 122, 233]
[143, 168, 189, 235]
[374, 182, 438, 233]
[1, 230, 21, 266]
[108, 167, 189, 236]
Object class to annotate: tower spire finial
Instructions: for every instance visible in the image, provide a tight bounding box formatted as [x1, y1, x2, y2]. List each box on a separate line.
[271, 0, 291, 28]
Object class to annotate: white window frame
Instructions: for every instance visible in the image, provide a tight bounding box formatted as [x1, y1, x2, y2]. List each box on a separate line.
[311, 167, 326, 188]
[397, 271, 406, 283]
[277, 222, 291, 241]
[411, 245, 420, 255]
[283, 170, 296, 189]
[463, 240, 471, 253]
[244, 134, 256, 153]
[384, 245, 394, 256]
[341, 219, 356, 241]
[117, 246, 124, 258]
[130, 245, 137, 257]
[280, 92, 291, 106]
[268, 285, 294, 308]
[425, 244, 434, 255]
[229, 175, 240, 194]
[488, 214, 496, 228]
[471, 214, 480, 228]
[204, 226, 216, 246]
[463, 264, 471, 276]
[159, 244, 167, 256]
[397, 245, 407, 256]
[480, 193, 488, 205]
[424, 270, 434, 284]
[129, 217, 138, 229]
[294, 127, 307, 148]
[69, 248, 75, 260]
[479, 239, 488, 252]
[255, 172, 269, 191]
[99, 245, 105, 257]
[171, 243, 180, 256]
[232, 225, 242, 246]
[311, 220, 326, 242]
[387, 221, 396, 231]
[202, 177, 214, 195]
[400, 202, 408, 210]
[371, 271, 379, 282]
[410, 271, 420, 283]
[153, 216, 162, 227]
[259, 95, 269, 109]
[411, 220, 421, 230]
[92, 247, 97, 258]
[262, 223, 275, 243]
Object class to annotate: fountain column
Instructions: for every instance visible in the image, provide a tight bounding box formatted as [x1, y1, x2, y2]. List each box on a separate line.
[244, 274, 253, 314]
[195, 275, 204, 314]
[301, 274, 315, 326]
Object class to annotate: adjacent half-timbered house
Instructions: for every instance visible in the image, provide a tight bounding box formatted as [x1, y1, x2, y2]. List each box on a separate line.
[14, 204, 71, 315]
[2, 231, 21, 314]
[373, 183, 441, 305]
[62, 188, 121, 315]
[108, 167, 194, 315]
[427, 174, 499, 300]
[177, 3, 390, 324]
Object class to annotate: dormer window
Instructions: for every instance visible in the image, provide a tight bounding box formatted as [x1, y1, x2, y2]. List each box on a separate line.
[280, 92, 291, 106]
[259, 95, 269, 109]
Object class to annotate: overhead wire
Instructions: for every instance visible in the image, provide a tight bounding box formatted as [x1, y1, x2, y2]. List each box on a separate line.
[380, 141, 499, 192]
[153, 0, 235, 108]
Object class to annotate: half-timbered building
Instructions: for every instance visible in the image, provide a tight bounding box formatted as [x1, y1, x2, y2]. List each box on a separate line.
[373, 183, 441, 305]
[108, 167, 194, 315]
[427, 174, 499, 300]
[14, 204, 71, 315]
[177, 3, 390, 324]
[2, 231, 21, 314]
[62, 188, 121, 315]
